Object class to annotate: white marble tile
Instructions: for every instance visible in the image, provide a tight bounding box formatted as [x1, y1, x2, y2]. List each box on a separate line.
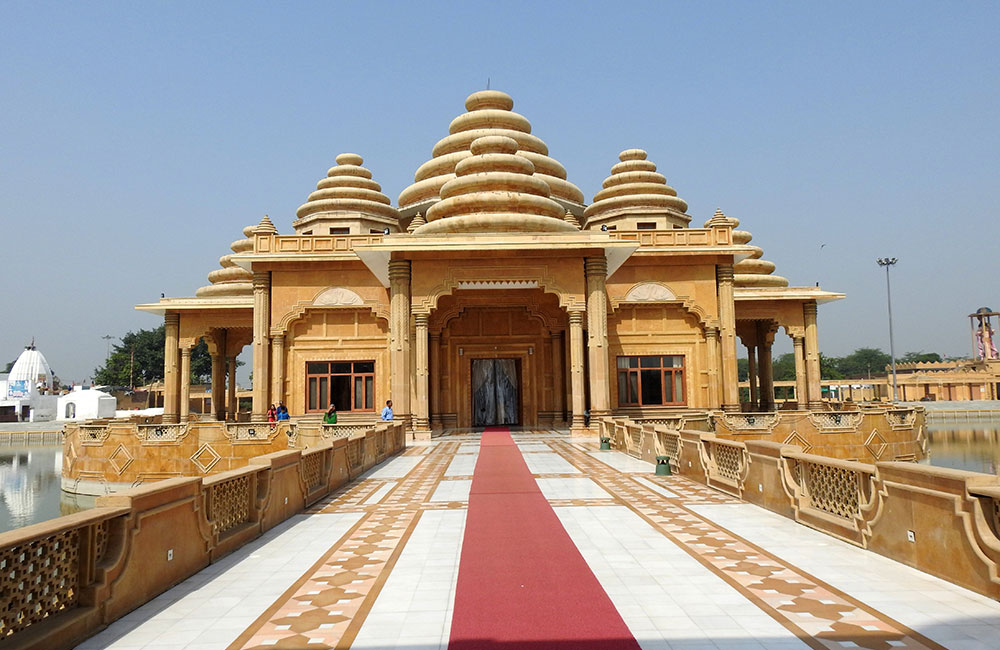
[688, 503, 1000, 647]
[444, 453, 478, 477]
[515, 441, 553, 453]
[73, 512, 364, 650]
[522, 451, 581, 475]
[430, 479, 473, 502]
[587, 449, 656, 473]
[535, 477, 612, 500]
[632, 476, 680, 499]
[363, 455, 423, 479]
[361, 481, 397, 505]
[351, 509, 466, 650]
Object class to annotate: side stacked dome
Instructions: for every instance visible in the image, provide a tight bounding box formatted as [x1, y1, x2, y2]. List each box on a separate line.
[584, 149, 690, 229]
[705, 209, 788, 288]
[293, 153, 400, 235]
[398, 90, 584, 216]
[195, 218, 275, 297]
[413, 135, 577, 235]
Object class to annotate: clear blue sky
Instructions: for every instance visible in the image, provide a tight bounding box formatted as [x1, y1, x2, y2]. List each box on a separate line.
[2, 1, 998, 382]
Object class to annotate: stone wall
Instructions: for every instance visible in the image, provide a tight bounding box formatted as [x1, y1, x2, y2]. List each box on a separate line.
[0, 422, 406, 650]
[600, 415, 1000, 600]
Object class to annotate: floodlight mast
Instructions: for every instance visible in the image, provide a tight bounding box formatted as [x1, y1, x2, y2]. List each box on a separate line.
[876, 258, 899, 401]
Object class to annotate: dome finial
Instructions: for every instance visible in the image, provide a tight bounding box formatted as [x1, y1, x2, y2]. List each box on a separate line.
[256, 215, 277, 233]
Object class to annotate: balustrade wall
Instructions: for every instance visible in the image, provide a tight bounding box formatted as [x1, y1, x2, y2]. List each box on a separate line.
[0, 422, 406, 650]
[599, 413, 1000, 600]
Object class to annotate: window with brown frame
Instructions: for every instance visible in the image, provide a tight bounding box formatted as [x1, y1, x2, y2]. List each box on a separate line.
[306, 361, 375, 412]
[616, 355, 685, 406]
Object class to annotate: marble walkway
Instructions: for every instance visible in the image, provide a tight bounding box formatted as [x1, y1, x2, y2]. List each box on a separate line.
[74, 430, 1000, 650]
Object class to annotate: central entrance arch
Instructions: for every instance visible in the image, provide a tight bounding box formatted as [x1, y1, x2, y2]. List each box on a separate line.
[471, 358, 520, 426]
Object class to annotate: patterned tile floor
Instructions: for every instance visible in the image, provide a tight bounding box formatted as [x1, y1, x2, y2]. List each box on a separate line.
[74, 431, 1000, 650]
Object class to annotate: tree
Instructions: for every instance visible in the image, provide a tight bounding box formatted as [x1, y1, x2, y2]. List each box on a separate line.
[772, 352, 797, 381]
[819, 353, 844, 380]
[832, 348, 892, 378]
[93, 326, 218, 387]
[900, 351, 942, 363]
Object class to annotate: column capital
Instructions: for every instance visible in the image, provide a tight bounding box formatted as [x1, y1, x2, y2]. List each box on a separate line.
[803, 301, 818, 317]
[584, 256, 608, 277]
[716, 264, 734, 284]
[388, 259, 411, 281]
[568, 310, 585, 326]
[272, 334, 285, 345]
[180, 345, 193, 357]
[414, 313, 429, 327]
[705, 325, 720, 339]
[252, 271, 270, 290]
[164, 312, 179, 327]
[791, 333, 805, 344]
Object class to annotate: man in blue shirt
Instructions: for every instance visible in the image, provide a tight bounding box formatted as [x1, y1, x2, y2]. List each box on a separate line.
[380, 400, 393, 421]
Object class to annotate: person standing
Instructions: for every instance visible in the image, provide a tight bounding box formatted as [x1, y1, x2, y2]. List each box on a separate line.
[276, 402, 290, 421]
[266, 403, 277, 424]
[380, 399, 393, 421]
[323, 404, 338, 424]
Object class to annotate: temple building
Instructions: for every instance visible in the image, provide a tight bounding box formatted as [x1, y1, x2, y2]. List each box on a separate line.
[137, 90, 843, 437]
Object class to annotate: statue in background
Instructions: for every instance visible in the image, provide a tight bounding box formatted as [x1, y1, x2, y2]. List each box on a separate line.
[974, 308, 998, 361]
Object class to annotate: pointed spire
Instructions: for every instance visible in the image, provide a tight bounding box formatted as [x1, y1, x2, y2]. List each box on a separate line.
[563, 210, 581, 229]
[256, 214, 277, 234]
[705, 208, 735, 228]
[407, 212, 427, 233]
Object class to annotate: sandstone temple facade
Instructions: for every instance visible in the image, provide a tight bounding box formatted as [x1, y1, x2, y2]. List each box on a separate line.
[137, 90, 844, 438]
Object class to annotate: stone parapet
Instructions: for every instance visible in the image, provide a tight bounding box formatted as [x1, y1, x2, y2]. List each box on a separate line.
[1, 422, 406, 650]
[600, 415, 1000, 600]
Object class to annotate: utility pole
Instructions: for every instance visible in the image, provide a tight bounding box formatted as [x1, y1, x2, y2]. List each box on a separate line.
[101, 334, 115, 361]
[129, 346, 135, 390]
[876, 258, 899, 401]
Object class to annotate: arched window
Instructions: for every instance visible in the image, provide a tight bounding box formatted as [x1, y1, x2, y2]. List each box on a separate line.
[65, 402, 77, 418]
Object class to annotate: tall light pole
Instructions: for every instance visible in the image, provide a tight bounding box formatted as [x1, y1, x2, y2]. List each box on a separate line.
[876, 258, 899, 401]
[101, 334, 115, 361]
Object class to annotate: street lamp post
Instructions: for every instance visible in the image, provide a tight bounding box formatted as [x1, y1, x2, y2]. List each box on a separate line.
[876, 258, 899, 401]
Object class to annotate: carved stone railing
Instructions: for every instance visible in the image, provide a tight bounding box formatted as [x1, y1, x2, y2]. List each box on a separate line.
[225, 422, 288, 442]
[885, 408, 917, 430]
[136, 423, 189, 443]
[607, 226, 731, 248]
[782, 452, 876, 544]
[78, 424, 111, 445]
[321, 423, 374, 440]
[1, 423, 407, 648]
[254, 232, 384, 255]
[701, 435, 749, 496]
[717, 412, 780, 433]
[0, 507, 129, 644]
[807, 410, 864, 432]
[653, 427, 681, 463]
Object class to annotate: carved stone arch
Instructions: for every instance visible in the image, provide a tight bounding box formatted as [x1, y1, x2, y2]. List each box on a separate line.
[611, 282, 713, 331]
[415, 265, 586, 316]
[271, 285, 389, 336]
[434, 304, 557, 334]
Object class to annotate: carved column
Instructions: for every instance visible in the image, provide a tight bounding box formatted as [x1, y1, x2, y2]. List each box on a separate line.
[211, 354, 225, 421]
[163, 313, 180, 423]
[389, 260, 412, 426]
[585, 257, 611, 417]
[179, 345, 192, 421]
[747, 344, 758, 409]
[429, 331, 441, 428]
[414, 314, 429, 433]
[226, 355, 237, 420]
[705, 326, 721, 409]
[569, 310, 587, 432]
[271, 334, 285, 408]
[550, 332, 564, 422]
[252, 271, 271, 420]
[803, 302, 822, 410]
[793, 335, 809, 409]
[717, 265, 740, 412]
[759, 340, 775, 411]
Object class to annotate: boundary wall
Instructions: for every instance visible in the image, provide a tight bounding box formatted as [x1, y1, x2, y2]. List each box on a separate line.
[600, 416, 1000, 600]
[0, 422, 406, 650]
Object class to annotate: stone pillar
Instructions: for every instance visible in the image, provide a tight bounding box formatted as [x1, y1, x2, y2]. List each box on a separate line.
[717, 265, 740, 412]
[803, 302, 822, 410]
[429, 331, 441, 428]
[705, 326, 721, 409]
[211, 353, 226, 421]
[388, 260, 412, 426]
[569, 310, 587, 432]
[271, 334, 285, 408]
[226, 356, 237, 421]
[747, 344, 758, 410]
[550, 332, 565, 422]
[252, 271, 271, 420]
[793, 335, 809, 409]
[759, 340, 775, 411]
[179, 345, 192, 421]
[584, 257, 611, 417]
[414, 314, 430, 434]
[163, 313, 180, 423]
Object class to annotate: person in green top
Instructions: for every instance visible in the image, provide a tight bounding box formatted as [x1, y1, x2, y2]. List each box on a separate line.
[323, 404, 337, 424]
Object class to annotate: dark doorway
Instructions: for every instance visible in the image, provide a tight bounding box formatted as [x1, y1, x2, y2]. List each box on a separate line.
[472, 358, 520, 427]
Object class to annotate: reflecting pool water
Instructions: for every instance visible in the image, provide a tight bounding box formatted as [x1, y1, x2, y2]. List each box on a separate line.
[925, 425, 1000, 475]
[0, 446, 94, 534]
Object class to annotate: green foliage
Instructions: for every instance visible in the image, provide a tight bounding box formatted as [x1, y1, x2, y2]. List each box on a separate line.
[772, 353, 797, 381]
[831, 348, 892, 378]
[900, 351, 942, 363]
[737, 357, 748, 381]
[93, 325, 218, 387]
[819, 353, 844, 379]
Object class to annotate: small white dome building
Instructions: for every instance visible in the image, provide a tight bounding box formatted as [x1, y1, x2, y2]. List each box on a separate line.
[57, 386, 117, 421]
[1, 343, 58, 422]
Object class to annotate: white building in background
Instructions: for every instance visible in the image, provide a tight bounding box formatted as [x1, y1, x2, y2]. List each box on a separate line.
[57, 386, 117, 421]
[0, 343, 57, 422]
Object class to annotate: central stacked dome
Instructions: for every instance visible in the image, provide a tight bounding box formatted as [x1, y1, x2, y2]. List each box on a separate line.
[398, 90, 585, 217]
[414, 135, 578, 234]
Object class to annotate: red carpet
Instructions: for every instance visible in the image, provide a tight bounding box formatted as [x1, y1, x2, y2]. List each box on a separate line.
[448, 427, 640, 650]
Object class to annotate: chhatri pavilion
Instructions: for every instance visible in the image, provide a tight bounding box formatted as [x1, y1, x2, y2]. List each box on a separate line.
[137, 90, 843, 437]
